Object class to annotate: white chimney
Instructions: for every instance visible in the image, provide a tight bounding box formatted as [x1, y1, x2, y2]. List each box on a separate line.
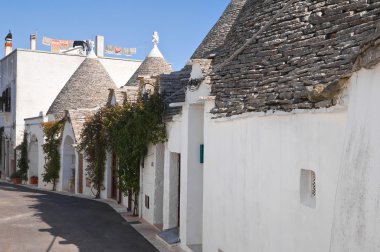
[95, 35, 104, 57]
[4, 31, 12, 57]
[30, 34, 37, 51]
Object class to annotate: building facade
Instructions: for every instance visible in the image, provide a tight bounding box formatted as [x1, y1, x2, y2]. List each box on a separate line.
[0, 34, 141, 179]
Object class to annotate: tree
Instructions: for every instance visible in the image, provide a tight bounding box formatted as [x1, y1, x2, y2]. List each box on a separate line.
[78, 110, 107, 199]
[17, 131, 29, 181]
[42, 120, 64, 191]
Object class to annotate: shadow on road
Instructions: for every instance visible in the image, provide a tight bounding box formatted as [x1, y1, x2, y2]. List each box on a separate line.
[0, 182, 157, 252]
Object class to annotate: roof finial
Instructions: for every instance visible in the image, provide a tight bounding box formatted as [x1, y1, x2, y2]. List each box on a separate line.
[152, 31, 159, 45]
[147, 31, 164, 58]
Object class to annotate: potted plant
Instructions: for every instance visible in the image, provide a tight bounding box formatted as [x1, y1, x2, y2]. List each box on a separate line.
[11, 170, 26, 184]
[30, 176, 38, 185]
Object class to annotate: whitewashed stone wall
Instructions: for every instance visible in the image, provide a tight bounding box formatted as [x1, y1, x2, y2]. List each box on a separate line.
[202, 62, 380, 252]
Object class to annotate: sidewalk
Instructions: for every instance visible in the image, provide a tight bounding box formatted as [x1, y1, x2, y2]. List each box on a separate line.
[3, 180, 184, 252]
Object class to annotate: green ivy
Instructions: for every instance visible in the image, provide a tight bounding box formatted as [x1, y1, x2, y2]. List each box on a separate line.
[17, 132, 29, 180]
[78, 110, 107, 199]
[104, 92, 167, 215]
[42, 119, 64, 191]
[79, 90, 167, 214]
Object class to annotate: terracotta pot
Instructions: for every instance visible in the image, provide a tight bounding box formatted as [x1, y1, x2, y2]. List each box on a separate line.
[12, 178, 22, 184]
[30, 177, 38, 185]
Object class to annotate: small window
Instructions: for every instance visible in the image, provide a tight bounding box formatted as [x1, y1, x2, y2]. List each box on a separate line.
[145, 195, 150, 209]
[300, 169, 316, 208]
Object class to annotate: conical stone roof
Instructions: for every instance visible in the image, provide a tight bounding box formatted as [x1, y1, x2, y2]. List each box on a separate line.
[47, 58, 117, 118]
[191, 0, 247, 59]
[210, 0, 380, 117]
[126, 44, 172, 86]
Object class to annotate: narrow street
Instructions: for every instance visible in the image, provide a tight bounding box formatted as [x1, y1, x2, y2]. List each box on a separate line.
[0, 182, 157, 252]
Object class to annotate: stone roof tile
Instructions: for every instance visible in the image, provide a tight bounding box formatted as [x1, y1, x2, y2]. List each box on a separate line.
[126, 48, 172, 86]
[47, 58, 117, 118]
[191, 0, 247, 59]
[66, 108, 98, 142]
[210, 0, 380, 117]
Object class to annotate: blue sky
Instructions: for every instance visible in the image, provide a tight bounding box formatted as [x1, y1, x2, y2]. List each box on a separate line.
[0, 0, 230, 70]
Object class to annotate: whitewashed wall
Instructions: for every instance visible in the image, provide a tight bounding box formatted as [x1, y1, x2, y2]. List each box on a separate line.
[1, 49, 141, 176]
[140, 144, 165, 226]
[99, 58, 141, 88]
[24, 116, 52, 190]
[141, 146, 156, 223]
[59, 121, 76, 192]
[330, 63, 380, 251]
[203, 107, 346, 252]
[163, 118, 182, 230]
[16, 50, 85, 147]
[202, 62, 380, 252]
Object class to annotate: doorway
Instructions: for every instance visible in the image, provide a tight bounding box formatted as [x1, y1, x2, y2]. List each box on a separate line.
[78, 154, 83, 194]
[177, 154, 181, 227]
[111, 152, 117, 200]
[62, 136, 75, 192]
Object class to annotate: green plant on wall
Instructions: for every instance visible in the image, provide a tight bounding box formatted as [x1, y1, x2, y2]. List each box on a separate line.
[42, 119, 64, 191]
[104, 91, 167, 215]
[79, 89, 167, 215]
[78, 110, 107, 199]
[17, 131, 29, 181]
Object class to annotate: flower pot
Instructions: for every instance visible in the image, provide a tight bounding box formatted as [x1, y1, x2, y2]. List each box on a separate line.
[30, 177, 38, 185]
[12, 178, 22, 184]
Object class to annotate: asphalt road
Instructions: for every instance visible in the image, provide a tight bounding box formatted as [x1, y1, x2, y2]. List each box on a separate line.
[0, 182, 158, 252]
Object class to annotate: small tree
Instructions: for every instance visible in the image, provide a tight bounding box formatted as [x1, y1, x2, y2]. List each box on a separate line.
[42, 120, 64, 191]
[78, 110, 107, 199]
[17, 132, 29, 181]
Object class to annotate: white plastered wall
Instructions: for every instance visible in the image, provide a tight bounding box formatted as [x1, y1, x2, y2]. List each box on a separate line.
[163, 118, 182, 230]
[59, 121, 76, 192]
[15, 50, 85, 147]
[25, 116, 49, 189]
[202, 62, 380, 252]
[140, 144, 165, 226]
[330, 63, 380, 252]
[203, 106, 347, 252]
[99, 58, 141, 88]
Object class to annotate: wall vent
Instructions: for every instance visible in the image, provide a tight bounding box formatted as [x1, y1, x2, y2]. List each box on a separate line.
[311, 171, 316, 198]
[300, 169, 316, 208]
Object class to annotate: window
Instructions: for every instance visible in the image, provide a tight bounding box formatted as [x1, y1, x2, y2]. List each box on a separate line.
[300, 169, 316, 208]
[1, 88, 11, 112]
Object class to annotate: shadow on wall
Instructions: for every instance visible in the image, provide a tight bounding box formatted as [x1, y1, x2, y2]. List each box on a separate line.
[0, 182, 157, 252]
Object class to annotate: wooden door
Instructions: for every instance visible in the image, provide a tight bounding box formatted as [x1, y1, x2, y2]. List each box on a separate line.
[78, 154, 83, 194]
[111, 153, 117, 200]
[178, 154, 181, 227]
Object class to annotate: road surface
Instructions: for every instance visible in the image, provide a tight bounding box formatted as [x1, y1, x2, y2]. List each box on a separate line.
[0, 181, 157, 252]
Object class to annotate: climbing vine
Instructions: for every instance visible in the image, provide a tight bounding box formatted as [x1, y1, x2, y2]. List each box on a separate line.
[78, 110, 107, 199]
[79, 89, 167, 214]
[42, 119, 64, 191]
[105, 91, 167, 214]
[17, 131, 29, 180]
